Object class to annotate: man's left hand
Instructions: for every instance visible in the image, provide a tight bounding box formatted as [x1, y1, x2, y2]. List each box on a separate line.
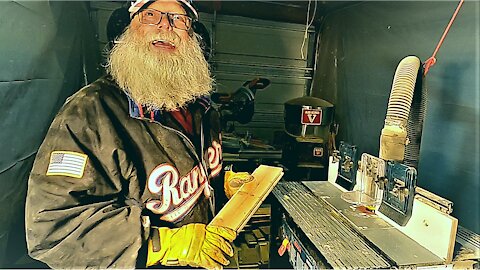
[224, 170, 254, 199]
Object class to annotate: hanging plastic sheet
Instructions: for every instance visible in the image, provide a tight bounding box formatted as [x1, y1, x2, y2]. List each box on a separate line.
[0, 1, 100, 267]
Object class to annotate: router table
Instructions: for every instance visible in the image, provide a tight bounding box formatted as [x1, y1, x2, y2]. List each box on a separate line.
[272, 181, 446, 269]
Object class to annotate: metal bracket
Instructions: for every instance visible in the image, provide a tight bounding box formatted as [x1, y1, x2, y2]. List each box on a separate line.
[335, 141, 358, 191]
[415, 186, 453, 214]
[378, 162, 417, 226]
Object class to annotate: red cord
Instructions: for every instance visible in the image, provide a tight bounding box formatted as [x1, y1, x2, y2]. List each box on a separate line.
[138, 104, 144, 118]
[137, 104, 155, 122]
[424, 0, 465, 76]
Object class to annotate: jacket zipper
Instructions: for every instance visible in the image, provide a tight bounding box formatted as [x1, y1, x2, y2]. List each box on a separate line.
[138, 107, 216, 215]
[200, 122, 216, 216]
[148, 118, 207, 175]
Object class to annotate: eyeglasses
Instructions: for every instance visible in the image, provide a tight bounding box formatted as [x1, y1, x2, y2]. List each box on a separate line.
[138, 8, 193, 31]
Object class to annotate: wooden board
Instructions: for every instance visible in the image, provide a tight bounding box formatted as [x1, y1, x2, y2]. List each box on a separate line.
[209, 165, 283, 233]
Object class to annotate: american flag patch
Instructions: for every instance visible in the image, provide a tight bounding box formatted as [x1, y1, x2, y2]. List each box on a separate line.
[46, 151, 88, 178]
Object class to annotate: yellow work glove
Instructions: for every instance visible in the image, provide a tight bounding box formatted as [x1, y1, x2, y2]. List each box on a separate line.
[224, 170, 254, 199]
[147, 223, 236, 269]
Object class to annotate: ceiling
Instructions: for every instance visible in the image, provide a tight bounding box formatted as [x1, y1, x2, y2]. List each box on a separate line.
[194, 1, 360, 25]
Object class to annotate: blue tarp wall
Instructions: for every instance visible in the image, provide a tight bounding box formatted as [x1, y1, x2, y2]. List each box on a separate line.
[313, 1, 479, 233]
[0, 1, 100, 267]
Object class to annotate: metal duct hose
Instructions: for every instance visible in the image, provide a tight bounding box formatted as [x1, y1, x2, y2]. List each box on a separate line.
[380, 56, 421, 161]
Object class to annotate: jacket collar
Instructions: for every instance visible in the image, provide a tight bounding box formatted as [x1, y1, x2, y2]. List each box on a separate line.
[126, 94, 212, 120]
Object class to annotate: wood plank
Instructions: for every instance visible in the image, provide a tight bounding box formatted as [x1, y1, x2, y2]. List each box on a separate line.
[209, 165, 283, 233]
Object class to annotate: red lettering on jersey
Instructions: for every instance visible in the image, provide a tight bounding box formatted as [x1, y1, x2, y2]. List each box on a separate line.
[208, 140, 222, 177]
[145, 140, 222, 222]
[146, 163, 208, 221]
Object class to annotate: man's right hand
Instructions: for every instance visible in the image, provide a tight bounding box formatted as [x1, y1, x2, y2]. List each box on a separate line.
[147, 223, 236, 269]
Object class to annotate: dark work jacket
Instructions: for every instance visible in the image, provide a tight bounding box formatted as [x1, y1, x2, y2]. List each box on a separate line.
[25, 76, 224, 269]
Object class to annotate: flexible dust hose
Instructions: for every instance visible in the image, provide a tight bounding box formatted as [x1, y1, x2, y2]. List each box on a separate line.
[380, 56, 421, 161]
[404, 70, 426, 169]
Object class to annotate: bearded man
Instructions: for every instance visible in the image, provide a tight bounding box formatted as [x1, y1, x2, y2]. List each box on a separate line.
[25, 0, 236, 269]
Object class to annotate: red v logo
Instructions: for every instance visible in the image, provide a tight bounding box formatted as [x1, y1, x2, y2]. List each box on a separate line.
[301, 108, 322, 125]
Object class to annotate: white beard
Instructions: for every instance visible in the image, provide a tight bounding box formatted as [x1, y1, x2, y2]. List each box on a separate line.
[107, 27, 213, 111]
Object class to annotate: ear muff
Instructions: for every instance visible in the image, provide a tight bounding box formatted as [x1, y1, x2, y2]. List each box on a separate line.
[192, 21, 212, 61]
[106, 6, 131, 49]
